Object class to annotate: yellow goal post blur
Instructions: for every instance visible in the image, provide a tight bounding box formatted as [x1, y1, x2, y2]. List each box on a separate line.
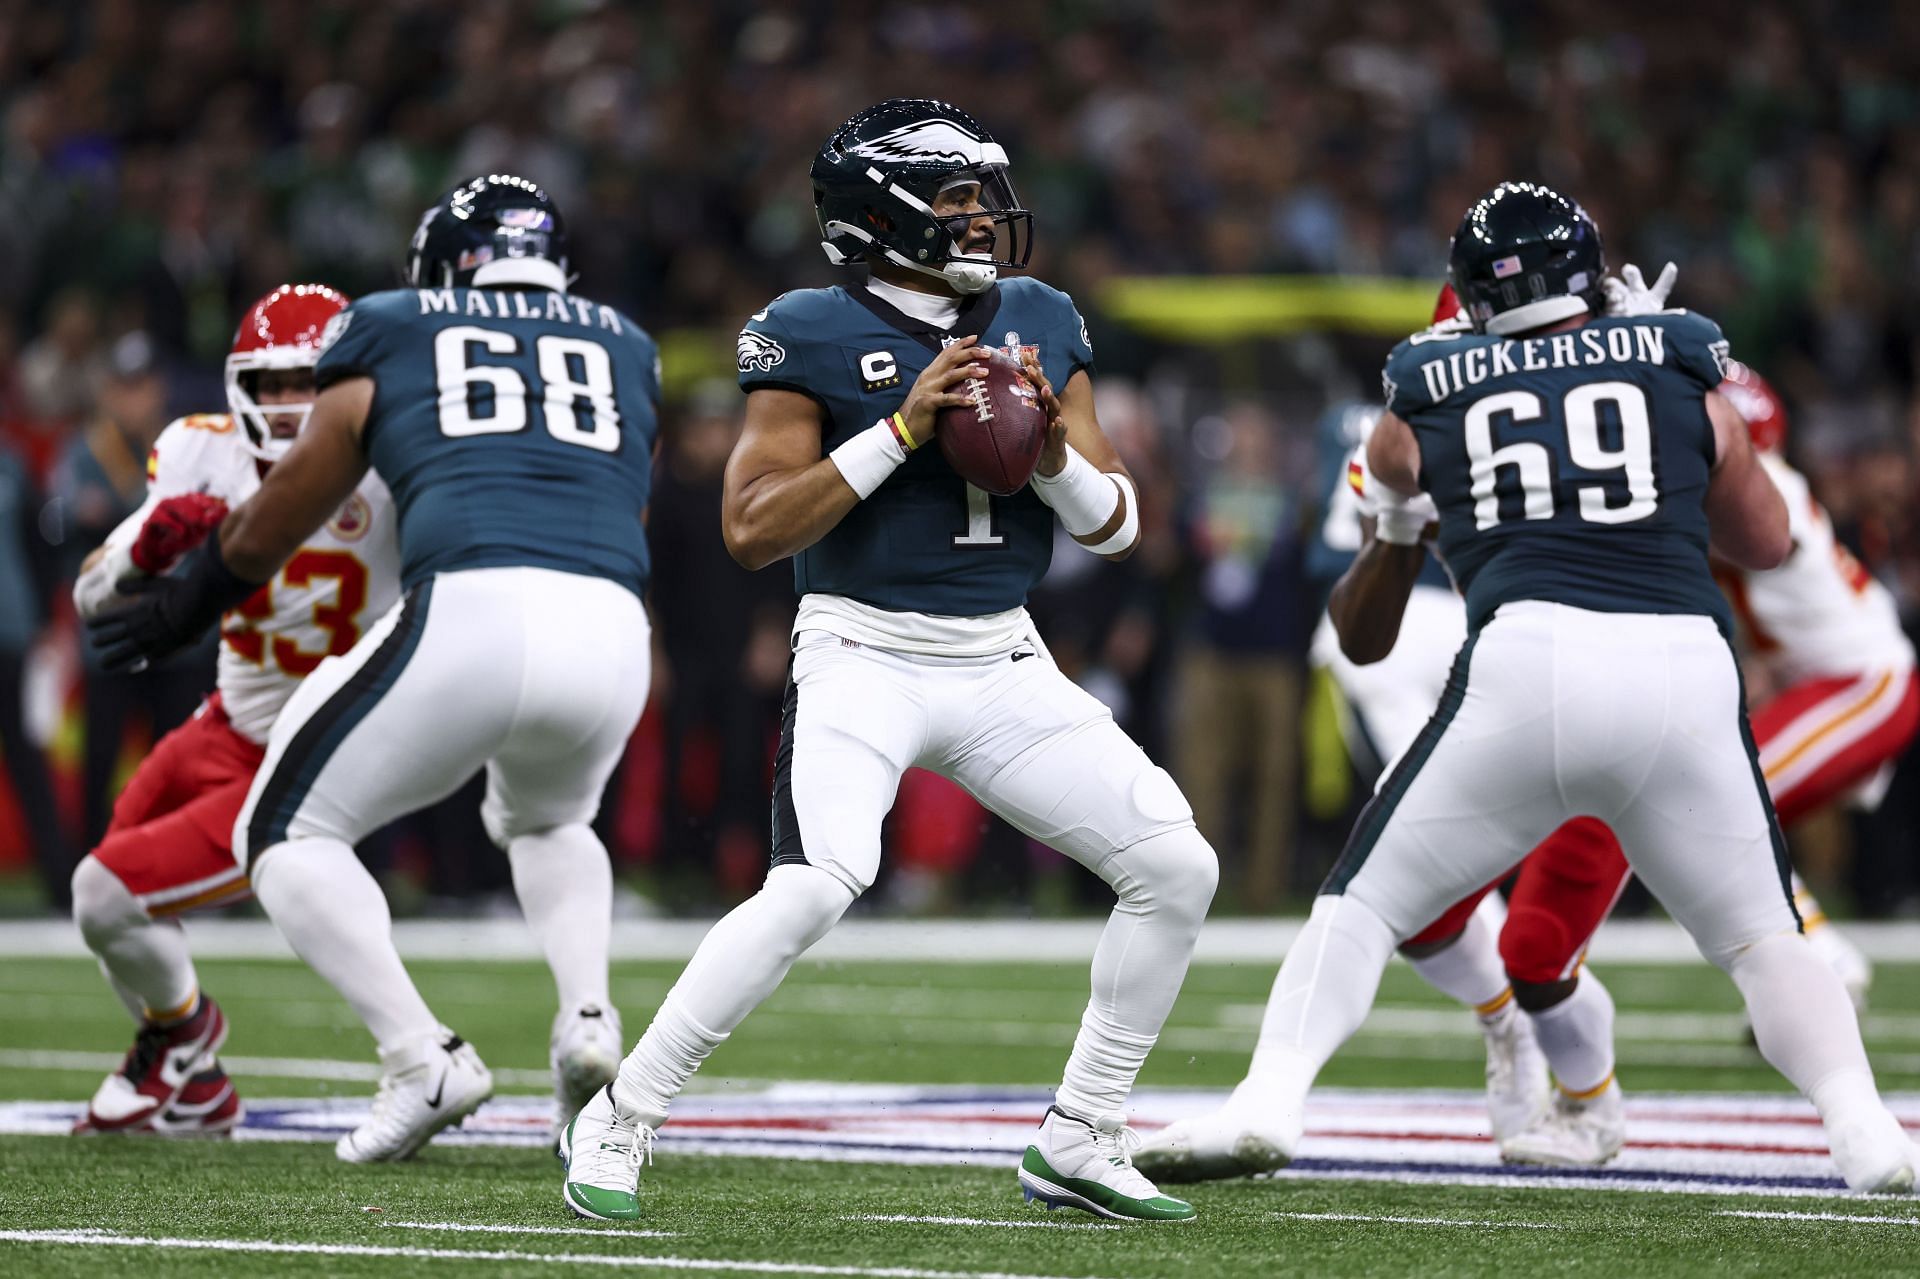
[1096, 275, 1437, 342]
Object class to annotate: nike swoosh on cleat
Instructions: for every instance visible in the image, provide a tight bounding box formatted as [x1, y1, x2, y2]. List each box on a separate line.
[426, 1070, 446, 1108]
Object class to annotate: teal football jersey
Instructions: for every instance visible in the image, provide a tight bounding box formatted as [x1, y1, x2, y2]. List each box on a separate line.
[737, 277, 1094, 617]
[315, 287, 660, 596]
[1382, 311, 1733, 633]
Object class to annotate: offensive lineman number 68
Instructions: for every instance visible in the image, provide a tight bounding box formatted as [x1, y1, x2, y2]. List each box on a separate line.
[433, 326, 622, 452]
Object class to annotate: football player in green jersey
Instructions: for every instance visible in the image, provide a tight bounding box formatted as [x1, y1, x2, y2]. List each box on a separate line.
[1138, 183, 1917, 1195]
[560, 100, 1218, 1225]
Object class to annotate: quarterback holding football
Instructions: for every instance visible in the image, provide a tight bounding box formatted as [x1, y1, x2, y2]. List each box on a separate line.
[559, 98, 1221, 1224]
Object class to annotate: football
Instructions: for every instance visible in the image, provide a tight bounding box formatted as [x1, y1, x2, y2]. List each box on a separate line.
[935, 349, 1049, 496]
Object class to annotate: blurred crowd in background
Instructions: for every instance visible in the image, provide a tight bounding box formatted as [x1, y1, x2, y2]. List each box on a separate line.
[0, 0, 1916, 918]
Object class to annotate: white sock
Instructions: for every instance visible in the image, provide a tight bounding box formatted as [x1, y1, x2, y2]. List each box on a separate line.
[71, 855, 197, 1020]
[615, 864, 853, 1128]
[509, 824, 612, 1011]
[1406, 906, 1512, 1014]
[251, 838, 440, 1053]
[1728, 930, 1910, 1183]
[1729, 932, 1875, 1101]
[1056, 827, 1217, 1120]
[1248, 893, 1398, 1083]
[1527, 968, 1616, 1095]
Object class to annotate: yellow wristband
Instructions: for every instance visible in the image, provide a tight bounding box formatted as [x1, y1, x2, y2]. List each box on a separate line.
[892, 411, 917, 452]
[887, 410, 917, 451]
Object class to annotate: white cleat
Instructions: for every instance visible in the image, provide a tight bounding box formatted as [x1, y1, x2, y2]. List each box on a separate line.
[1501, 1079, 1624, 1166]
[1131, 1080, 1302, 1185]
[559, 1084, 652, 1221]
[1826, 1107, 1918, 1194]
[1017, 1107, 1195, 1221]
[551, 1002, 624, 1136]
[1481, 1002, 1551, 1144]
[336, 1029, 493, 1163]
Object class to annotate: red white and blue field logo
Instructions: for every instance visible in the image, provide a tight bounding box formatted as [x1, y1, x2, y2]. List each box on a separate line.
[8, 1083, 1912, 1198]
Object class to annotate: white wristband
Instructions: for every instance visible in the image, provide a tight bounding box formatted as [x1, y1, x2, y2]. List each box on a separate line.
[1374, 503, 1429, 545]
[829, 418, 909, 501]
[1084, 472, 1139, 555]
[1030, 443, 1120, 536]
[73, 541, 139, 620]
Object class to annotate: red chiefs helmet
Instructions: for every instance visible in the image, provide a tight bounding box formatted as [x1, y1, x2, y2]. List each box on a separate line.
[226, 283, 350, 461]
[1718, 359, 1788, 454]
[1432, 283, 1463, 325]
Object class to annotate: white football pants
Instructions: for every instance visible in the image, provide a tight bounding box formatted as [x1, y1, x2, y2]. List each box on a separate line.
[235, 566, 650, 865]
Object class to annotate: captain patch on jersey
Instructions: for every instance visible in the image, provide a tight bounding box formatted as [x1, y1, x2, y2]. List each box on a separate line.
[736, 277, 1093, 617]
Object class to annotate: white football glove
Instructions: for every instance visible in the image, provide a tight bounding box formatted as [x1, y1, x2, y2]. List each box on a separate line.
[1602, 261, 1678, 318]
[1348, 444, 1436, 545]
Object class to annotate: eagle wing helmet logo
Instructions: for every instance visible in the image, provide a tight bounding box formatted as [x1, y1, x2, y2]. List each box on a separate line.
[812, 100, 1032, 294]
[847, 120, 1003, 169]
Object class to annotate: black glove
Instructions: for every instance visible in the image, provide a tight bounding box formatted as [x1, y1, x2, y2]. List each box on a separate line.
[88, 535, 266, 673]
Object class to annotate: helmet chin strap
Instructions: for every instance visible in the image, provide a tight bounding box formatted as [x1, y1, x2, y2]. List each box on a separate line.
[882, 248, 996, 295]
[821, 221, 998, 295]
[938, 251, 998, 295]
[1485, 294, 1590, 336]
[472, 257, 569, 291]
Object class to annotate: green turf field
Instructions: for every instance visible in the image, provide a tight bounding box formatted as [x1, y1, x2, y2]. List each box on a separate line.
[4, 953, 1919, 1277]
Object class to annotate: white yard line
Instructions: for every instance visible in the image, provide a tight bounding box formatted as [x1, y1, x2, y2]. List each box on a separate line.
[5, 916, 1920, 963]
[1263, 1165, 1856, 1201]
[0, 1048, 553, 1088]
[1715, 1210, 1920, 1226]
[13, 1036, 1920, 1088]
[0, 1231, 1118, 1279]
[846, 1215, 1119, 1232]
[381, 1221, 679, 1238]
[1273, 1212, 1559, 1229]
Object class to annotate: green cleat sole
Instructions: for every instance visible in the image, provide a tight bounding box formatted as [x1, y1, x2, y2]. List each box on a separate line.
[1018, 1146, 1196, 1222]
[563, 1180, 640, 1222]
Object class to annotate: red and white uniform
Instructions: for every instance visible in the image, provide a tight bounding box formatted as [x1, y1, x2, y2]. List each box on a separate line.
[1722, 453, 1919, 824]
[79, 413, 399, 912]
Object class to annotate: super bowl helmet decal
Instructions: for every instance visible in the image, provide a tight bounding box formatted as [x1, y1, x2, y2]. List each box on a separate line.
[407, 173, 570, 293]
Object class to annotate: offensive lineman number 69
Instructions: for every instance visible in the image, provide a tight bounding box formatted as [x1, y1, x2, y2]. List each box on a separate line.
[433, 325, 621, 451]
[1465, 380, 1659, 529]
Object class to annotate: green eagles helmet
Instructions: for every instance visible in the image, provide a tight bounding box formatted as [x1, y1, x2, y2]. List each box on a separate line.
[811, 99, 1033, 295]
[1447, 181, 1606, 336]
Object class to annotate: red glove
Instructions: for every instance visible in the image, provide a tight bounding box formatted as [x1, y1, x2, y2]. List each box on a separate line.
[130, 493, 230, 574]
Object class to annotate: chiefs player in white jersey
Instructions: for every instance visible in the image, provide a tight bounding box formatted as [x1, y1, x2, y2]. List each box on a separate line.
[68, 284, 402, 1134]
[1716, 361, 1918, 1004]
